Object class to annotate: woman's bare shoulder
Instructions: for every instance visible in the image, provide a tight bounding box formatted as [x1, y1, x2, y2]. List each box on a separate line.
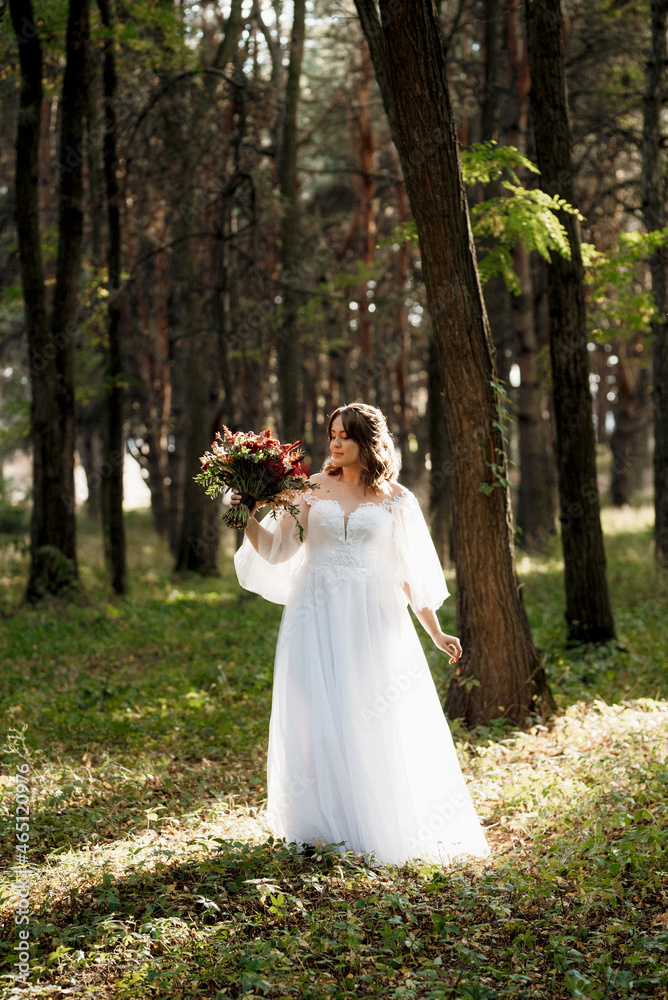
[308, 472, 329, 485]
[385, 479, 410, 499]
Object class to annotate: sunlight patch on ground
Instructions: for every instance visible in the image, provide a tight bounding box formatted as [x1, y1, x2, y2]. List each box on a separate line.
[3, 698, 665, 922]
[0, 802, 271, 918]
[469, 697, 668, 856]
[601, 502, 654, 536]
[517, 552, 562, 576]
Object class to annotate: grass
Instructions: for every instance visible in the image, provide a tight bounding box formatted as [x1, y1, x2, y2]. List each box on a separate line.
[0, 502, 667, 999]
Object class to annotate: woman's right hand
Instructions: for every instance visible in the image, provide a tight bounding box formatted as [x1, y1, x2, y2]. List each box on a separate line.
[230, 490, 262, 518]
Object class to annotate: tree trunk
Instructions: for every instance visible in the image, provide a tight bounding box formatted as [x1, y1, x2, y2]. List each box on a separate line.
[513, 243, 556, 550]
[609, 346, 652, 504]
[610, 343, 636, 506]
[389, 142, 410, 461]
[355, 40, 377, 400]
[481, 0, 501, 142]
[170, 1, 241, 569]
[98, 0, 127, 595]
[428, 335, 452, 567]
[85, 53, 103, 269]
[175, 270, 219, 574]
[11, 0, 87, 601]
[277, 0, 306, 442]
[357, 0, 553, 727]
[78, 424, 103, 519]
[642, 0, 668, 564]
[504, 0, 556, 552]
[631, 365, 653, 495]
[167, 332, 185, 557]
[525, 0, 615, 642]
[49, 0, 89, 581]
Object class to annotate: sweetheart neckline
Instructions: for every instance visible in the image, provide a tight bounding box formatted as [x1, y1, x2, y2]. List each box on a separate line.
[307, 490, 408, 541]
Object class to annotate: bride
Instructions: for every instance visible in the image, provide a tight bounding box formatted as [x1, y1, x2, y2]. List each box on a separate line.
[231, 403, 490, 866]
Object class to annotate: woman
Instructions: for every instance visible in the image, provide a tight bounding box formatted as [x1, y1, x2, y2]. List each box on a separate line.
[231, 403, 490, 866]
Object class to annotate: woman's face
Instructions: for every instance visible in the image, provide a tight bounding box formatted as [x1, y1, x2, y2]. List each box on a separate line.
[329, 415, 361, 469]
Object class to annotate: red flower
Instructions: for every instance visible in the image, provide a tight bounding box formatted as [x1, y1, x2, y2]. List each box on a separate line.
[266, 459, 287, 477]
[278, 439, 302, 457]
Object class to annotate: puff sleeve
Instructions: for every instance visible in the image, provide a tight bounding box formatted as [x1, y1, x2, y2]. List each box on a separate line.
[391, 490, 449, 612]
[233, 499, 309, 605]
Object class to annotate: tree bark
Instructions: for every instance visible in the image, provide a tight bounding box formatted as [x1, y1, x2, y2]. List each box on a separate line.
[170, 1, 241, 572]
[428, 335, 452, 567]
[353, 0, 399, 142]
[610, 343, 649, 506]
[357, 0, 552, 727]
[525, 0, 615, 641]
[388, 142, 410, 460]
[504, 0, 556, 552]
[513, 242, 556, 551]
[175, 276, 219, 575]
[481, 0, 501, 142]
[642, 0, 668, 565]
[49, 0, 89, 575]
[355, 40, 377, 399]
[277, 0, 306, 442]
[78, 427, 103, 519]
[98, 0, 127, 595]
[11, 0, 87, 600]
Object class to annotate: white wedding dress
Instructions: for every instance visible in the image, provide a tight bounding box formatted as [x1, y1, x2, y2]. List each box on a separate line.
[234, 485, 490, 867]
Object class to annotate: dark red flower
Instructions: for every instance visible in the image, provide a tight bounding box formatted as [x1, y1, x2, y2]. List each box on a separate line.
[266, 459, 287, 477]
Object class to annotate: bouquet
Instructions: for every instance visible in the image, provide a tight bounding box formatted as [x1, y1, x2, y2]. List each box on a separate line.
[195, 426, 315, 539]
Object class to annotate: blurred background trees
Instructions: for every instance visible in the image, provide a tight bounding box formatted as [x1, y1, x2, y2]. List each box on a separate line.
[0, 0, 665, 606]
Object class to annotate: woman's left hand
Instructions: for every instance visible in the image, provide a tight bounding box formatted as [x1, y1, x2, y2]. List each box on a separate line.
[433, 632, 462, 664]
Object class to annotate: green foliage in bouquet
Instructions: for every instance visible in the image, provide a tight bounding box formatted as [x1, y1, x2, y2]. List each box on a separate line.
[194, 428, 315, 540]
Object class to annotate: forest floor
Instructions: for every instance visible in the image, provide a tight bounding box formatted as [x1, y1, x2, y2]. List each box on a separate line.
[0, 502, 667, 999]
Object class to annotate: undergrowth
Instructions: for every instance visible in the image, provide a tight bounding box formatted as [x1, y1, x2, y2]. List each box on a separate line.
[0, 503, 666, 999]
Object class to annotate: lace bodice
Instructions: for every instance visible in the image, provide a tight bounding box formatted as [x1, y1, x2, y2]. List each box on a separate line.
[234, 484, 449, 611]
[303, 492, 407, 581]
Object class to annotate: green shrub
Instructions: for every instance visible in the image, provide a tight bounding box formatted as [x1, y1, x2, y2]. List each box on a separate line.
[0, 478, 29, 534]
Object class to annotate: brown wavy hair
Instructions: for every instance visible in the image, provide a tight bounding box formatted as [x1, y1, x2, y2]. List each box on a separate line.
[323, 403, 399, 493]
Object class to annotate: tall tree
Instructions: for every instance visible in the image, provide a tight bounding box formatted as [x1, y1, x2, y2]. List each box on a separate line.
[642, 0, 668, 565]
[481, 0, 501, 143]
[173, 2, 243, 573]
[11, 0, 89, 600]
[610, 343, 652, 506]
[277, 0, 306, 442]
[175, 254, 218, 574]
[525, 0, 615, 641]
[98, 0, 127, 595]
[356, 0, 553, 728]
[505, 0, 556, 552]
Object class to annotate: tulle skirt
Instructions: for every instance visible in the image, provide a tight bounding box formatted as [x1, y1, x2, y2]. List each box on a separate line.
[265, 565, 491, 867]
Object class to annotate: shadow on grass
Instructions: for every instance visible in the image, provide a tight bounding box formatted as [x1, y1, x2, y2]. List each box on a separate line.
[2, 815, 666, 999]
